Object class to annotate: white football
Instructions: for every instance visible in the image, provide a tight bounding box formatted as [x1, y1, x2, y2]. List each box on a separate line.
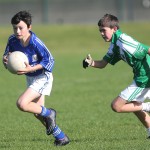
[6, 51, 29, 74]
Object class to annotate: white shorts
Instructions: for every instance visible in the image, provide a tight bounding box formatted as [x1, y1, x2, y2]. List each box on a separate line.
[119, 80, 150, 103]
[26, 71, 53, 96]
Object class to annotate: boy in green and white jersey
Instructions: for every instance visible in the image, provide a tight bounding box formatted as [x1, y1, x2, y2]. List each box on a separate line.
[83, 14, 150, 138]
[105, 29, 150, 88]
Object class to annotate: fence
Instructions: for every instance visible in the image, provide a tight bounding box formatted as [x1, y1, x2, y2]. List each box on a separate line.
[0, 0, 150, 25]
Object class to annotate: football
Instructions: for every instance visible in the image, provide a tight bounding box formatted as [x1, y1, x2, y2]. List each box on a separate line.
[6, 51, 29, 74]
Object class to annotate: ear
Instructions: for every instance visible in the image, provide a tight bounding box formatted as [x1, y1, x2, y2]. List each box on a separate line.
[114, 26, 118, 31]
[28, 25, 32, 30]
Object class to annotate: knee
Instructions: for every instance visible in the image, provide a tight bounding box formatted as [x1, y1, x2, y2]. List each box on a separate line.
[16, 99, 27, 112]
[111, 101, 122, 113]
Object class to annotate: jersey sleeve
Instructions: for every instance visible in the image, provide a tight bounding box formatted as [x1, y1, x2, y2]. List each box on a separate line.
[117, 33, 149, 60]
[39, 47, 54, 72]
[103, 43, 121, 65]
[3, 43, 9, 56]
[3, 36, 14, 56]
[35, 39, 54, 72]
[133, 43, 149, 60]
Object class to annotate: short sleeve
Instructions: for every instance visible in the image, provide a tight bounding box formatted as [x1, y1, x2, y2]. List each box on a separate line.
[133, 44, 149, 60]
[103, 43, 121, 65]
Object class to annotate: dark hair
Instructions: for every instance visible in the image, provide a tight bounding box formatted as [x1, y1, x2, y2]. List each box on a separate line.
[11, 11, 32, 28]
[98, 14, 119, 29]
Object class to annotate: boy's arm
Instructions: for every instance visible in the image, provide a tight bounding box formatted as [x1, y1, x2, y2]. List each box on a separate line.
[148, 48, 150, 55]
[83, 54, 108, 69]
[91, 59, 108, 68]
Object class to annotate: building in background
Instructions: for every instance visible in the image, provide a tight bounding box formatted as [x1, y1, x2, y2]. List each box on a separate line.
[0, 0, 150, 25]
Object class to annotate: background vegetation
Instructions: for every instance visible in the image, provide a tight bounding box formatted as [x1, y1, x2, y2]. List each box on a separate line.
[0, 23, 150, 149]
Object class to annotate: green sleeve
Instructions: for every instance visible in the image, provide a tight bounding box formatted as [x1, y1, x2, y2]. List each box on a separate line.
[103, 53, 121, 65]
[133, 44, 149, 60]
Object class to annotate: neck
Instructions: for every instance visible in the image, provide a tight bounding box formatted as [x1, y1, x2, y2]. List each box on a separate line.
[21, 32, 31, 47]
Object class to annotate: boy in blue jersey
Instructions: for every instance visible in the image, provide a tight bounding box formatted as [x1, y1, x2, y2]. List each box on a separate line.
[3, 10, 69, 146]
[83, 14, 150, 138]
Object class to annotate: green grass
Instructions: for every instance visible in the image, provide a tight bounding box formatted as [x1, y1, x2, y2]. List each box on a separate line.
[0, 23, 150, 150]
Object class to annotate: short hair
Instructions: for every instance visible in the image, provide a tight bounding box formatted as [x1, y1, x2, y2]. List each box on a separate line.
[98, 14, 119, 29]
[11, 11, 32, 28]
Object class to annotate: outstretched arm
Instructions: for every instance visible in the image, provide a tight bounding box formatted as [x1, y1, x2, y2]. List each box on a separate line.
[83, 54, 108, 69]
[91, 59, 108, 68]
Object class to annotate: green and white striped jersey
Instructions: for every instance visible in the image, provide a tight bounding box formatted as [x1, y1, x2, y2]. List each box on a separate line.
[103, 29, 150, 88]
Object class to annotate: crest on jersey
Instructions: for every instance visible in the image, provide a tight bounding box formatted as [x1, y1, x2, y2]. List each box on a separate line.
[32, 54, 38, 62]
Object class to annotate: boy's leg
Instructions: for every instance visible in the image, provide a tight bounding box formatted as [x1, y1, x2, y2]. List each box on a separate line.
[111, 80, 148, 113]
[33, 94, 70, 146]
[134, 111, 150, 128]
[110, 81, 150, 138]
[111, 97, 150, 138]
[33, 95, 46, 127]
[34, 114, 46, 126]
[17, 87, 56, 134]
[111, 96, 143, 113]
[134, 111, 150, 138]
[17, 87, 43, 113]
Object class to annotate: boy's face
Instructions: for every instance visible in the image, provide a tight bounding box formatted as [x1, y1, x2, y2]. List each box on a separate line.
[12, 20, 31, 40]
[99, 26, 117, 42]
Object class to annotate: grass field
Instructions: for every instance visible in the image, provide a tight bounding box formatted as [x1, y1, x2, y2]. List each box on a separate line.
[1, 23, 150, 150]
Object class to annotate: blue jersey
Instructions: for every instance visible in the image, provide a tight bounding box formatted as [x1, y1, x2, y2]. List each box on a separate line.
[4, 31, 54, 76]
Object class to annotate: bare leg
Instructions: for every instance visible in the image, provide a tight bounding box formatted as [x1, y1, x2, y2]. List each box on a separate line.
[17, 87, 47, 126]
[33, 95, 46, 127]
[134, 111, 150, 128]
[111, 97, 150, 127]
[17, 87, 43, 114]
[111, 96, 142, 113]
[134, 111, 150, 137]
[111, 96, 150, 137]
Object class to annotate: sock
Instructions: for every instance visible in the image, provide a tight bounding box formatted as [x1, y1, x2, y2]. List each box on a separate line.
[142, 102, 150, 112]
[40, 106, 51, 117]
[52, 125, 65, 140]
[147, 128, 150, 137]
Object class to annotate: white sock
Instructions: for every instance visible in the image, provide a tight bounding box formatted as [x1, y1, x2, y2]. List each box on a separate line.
[147, 128, 150, 137]
[142, 102, 150, 112]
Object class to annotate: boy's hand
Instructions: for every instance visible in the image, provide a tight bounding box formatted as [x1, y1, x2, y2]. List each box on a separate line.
[83, 54, 93, 69]
[17, 62, 31, 75]
[3, 52, 11, 69]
